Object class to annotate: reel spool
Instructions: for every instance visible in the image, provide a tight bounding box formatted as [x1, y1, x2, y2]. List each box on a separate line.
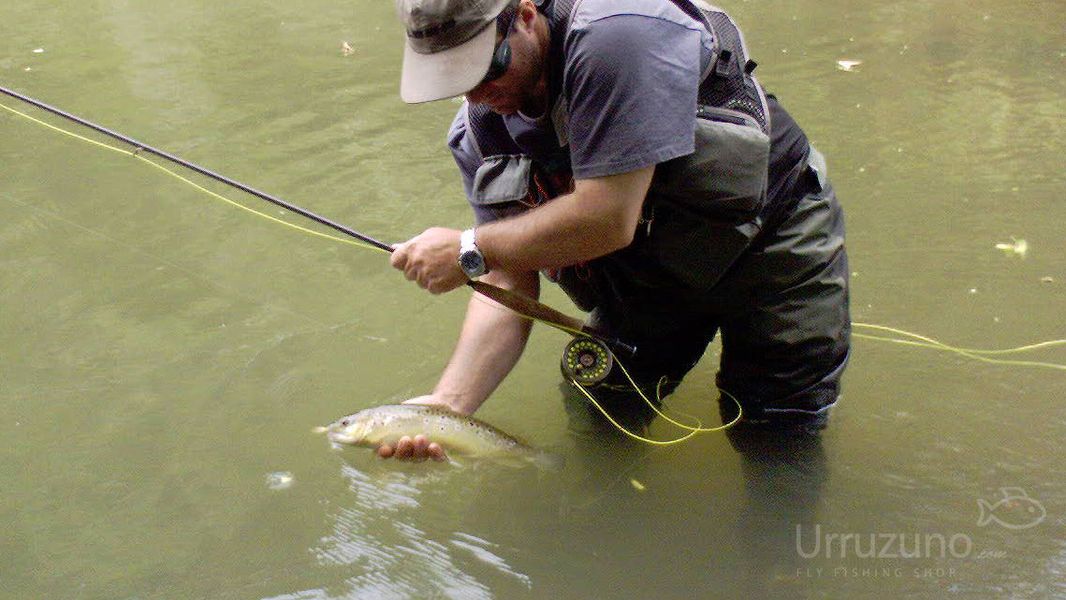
[560, 338, 614, 386]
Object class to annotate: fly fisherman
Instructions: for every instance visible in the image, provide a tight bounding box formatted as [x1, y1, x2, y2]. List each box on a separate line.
[382, 0, 850, 460]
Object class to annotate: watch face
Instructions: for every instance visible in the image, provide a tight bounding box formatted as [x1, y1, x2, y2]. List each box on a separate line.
[460, 250, 485, 274]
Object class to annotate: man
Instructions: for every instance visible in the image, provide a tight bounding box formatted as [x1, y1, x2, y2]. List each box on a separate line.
[382, 0, 850, 460]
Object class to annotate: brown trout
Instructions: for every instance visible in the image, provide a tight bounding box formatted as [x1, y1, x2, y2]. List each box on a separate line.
[317, 404, 562, 469]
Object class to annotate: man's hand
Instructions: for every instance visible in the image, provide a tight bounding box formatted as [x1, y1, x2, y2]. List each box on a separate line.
[375, 395, 448, 462]
[376, 434, 447, 461]
[390, 227, 468, 294]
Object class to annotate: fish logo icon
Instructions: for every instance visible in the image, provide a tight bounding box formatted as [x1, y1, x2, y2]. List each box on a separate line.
[977, 488, 1046, 530]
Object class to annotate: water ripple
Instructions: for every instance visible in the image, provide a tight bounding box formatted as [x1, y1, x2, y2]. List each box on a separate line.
[450, 535, 533, 591]
[308, 464, 507, 599]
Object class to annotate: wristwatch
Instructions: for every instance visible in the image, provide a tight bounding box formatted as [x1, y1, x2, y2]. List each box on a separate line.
[458, 228, 489, 279]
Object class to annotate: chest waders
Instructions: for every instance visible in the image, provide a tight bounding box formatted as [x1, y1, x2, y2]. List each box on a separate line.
[461, 0, 776, 382]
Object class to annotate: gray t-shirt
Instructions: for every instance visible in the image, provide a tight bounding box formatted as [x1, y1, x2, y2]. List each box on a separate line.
[563, 0, 714, 178]
[448, 0, 715, 221]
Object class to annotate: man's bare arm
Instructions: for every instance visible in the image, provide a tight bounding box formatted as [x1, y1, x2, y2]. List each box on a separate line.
[479, 165, 655, 272]
[429, 267, 539, 415]
[378, 267, 539, 460]
[389, 165, 655, 294]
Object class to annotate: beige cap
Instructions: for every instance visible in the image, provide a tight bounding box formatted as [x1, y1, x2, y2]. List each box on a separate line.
[396, 0, 513, 103]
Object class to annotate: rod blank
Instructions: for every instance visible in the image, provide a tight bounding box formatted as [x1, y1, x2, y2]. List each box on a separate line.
[0, 85, 393, 253]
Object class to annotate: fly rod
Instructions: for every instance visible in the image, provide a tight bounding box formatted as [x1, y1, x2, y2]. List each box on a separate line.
[1, 85, 391, 252]
[0, 85, 636, 357]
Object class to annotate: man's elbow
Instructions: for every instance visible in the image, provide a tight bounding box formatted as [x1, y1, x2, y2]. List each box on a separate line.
[576, 166, 654, 255]
[610, 219, 639, 251]
[596, 211, 640, 254]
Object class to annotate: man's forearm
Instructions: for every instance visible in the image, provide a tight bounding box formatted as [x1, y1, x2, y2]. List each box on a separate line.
[431, 269, 539, 415]
[389, 167, 654, 296]
[478, 166, 654, 273]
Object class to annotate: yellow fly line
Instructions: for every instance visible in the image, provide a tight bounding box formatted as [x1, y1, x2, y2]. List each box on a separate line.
[568, 356, 744, 446]
[4, 99, 1063, 449]
[5, 98, 739, 444]
[853, 323, 1066, 371]
[0, 102, 388, 255]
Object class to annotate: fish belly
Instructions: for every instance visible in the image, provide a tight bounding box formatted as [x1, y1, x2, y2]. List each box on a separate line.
[365, 415, 511, 456]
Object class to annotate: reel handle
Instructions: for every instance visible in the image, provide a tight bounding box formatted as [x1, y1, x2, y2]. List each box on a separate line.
[605, 337, 637, 359]
[581, 326, 637, 358]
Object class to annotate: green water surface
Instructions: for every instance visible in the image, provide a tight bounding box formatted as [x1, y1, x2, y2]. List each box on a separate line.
[2, 1, 1064, 598]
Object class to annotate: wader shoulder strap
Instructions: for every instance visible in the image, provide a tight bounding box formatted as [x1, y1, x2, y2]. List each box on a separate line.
[666, 0, 770, 133]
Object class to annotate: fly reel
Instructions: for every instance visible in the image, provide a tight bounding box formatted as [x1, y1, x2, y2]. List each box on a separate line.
[560, 338, 614, 386]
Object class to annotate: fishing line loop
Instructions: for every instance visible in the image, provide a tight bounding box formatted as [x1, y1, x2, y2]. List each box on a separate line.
[566, 338, 743, 446]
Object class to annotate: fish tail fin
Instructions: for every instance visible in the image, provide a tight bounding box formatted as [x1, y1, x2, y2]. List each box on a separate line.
[976, 499, 993, 527]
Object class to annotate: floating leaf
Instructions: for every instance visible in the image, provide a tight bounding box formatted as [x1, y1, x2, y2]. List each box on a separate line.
[266, 471, 294, 490]
[994, 237, 1027, 258]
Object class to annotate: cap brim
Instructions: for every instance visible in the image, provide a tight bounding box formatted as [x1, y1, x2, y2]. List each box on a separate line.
[400, 22, 496, 104]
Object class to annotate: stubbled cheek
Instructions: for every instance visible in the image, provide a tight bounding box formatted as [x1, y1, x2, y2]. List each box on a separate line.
[470, 91, 495, 105]
[471, 79, 511, 104]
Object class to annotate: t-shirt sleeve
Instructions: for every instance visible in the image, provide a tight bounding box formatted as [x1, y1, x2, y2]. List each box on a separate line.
[564, 14, 702, 180]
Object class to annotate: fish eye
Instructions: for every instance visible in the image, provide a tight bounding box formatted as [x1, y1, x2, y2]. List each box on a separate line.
[341, 419, 350, 427]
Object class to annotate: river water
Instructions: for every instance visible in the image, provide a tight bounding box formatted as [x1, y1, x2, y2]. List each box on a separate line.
[2, 1, 1063, 598]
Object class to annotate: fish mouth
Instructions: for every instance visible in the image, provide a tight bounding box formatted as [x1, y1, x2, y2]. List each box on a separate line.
[325, 423, 367, 446]
[314, 425, 354, 445]
[311, 426, 353, 445]
[325, 429, 353, 445]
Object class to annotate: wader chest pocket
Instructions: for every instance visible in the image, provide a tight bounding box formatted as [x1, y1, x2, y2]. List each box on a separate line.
[472, 154, 534, 206]
[645, 114, 770, 289]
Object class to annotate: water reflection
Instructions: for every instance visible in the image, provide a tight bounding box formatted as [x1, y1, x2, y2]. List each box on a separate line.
[2, 0, 1063, 597]
[559, 381, 828, 595]
[723, 416, 828, 595]
[307, 462, 533, 599]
